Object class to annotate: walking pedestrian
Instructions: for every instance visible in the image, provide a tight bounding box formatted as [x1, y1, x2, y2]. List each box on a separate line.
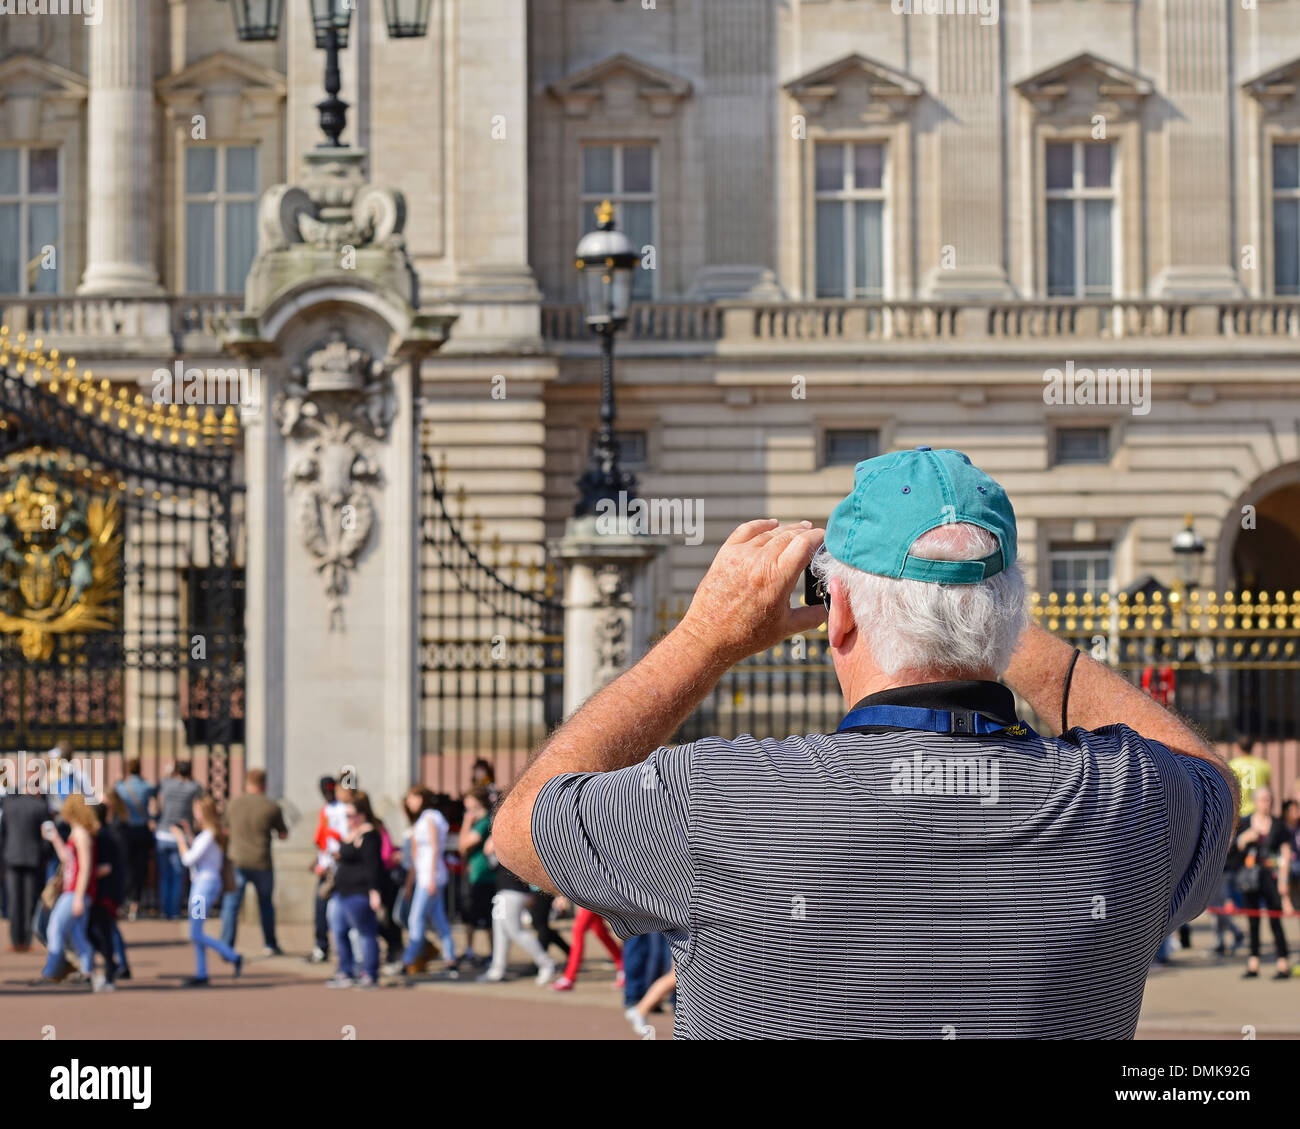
[172, 795, 243, 986]
[325, 791, 383, 989]
[551, 904, 623, 992]
[309, 776, 347, 963]
[479, 844, 555, 985]
[114, 759, 156, 921]
[155, 762, 202, 920]
[220, 768, 288, 954]
[460, 787, 496, 965]
[40, 794, 103, 990]
[400, 787, 457, 975]
[1236, 786, 1293, 979]
[1, 786, 49, 952]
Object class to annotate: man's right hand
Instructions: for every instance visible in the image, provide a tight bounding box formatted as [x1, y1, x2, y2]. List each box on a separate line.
[678, 519, 827, 666]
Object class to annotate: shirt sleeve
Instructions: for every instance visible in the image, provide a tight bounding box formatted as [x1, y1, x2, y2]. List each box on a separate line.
[1146, 737, 1237, 931]
[530, 743, 695, 940]
[180, 829, 213, 868]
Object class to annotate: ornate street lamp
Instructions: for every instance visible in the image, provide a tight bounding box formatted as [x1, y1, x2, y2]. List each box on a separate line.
[573, 200, 640, 517]
[227, 0, 284, 41]
[222, 0, 430, 146]
[383, 0, 434, 38]
[1172, 515, 1206, 589]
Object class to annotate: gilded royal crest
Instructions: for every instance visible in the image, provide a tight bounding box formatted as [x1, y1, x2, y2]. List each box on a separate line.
[0, 452, 123, 661]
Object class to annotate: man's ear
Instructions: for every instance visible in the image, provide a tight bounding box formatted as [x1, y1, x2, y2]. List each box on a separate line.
[827, 576, 854, 650]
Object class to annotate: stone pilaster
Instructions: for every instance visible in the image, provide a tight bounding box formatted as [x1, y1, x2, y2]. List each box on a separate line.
[689, 0, 783, 300]
[1152, 0, 1244, 298]
[922, 12, 1012, 298]
[78, 0, 163, 295]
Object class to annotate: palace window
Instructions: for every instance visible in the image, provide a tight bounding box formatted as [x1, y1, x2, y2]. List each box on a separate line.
[581, 144, 656, 300]
[1045, 141, 1114, 297]
[1273, 142, 1300, 295]
[814, 142, 886, 298]
[1052, 426, 1111, 465]
[0, 147, 61, 295]
[184, 145, 259, 293]
[1049, 543, 1113, 597]
[824, 428, 881, 467]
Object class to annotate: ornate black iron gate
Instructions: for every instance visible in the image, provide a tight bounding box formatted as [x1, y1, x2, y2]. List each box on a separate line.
[419, 453, 563, 794]
[0, 332, 244, 800]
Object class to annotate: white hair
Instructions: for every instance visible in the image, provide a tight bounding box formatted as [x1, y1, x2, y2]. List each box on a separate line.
[811, 522, 1027, 678]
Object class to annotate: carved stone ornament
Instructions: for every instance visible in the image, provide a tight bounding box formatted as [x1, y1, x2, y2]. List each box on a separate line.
[257, 157, 408, 254]
[273, 330, 394, 630]
[594, 562, 634, 685]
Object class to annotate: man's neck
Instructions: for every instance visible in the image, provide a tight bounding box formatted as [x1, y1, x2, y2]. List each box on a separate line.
[841, 666, 998, 710]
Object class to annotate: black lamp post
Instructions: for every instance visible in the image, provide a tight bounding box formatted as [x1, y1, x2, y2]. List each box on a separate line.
[574, 200, 639, 518]
[224, 0, 433, 147]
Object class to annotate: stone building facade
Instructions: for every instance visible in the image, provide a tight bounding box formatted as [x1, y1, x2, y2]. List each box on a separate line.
[2, 0, 1300, 799]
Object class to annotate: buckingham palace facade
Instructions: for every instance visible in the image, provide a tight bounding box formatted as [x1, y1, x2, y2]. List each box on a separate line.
[1, 0, 1299, 803]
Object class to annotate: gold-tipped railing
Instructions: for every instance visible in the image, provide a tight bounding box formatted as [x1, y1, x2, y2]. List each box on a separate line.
[0, 325, 241, 448]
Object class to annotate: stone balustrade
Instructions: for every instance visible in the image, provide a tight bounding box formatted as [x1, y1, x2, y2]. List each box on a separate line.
[7, 295, 1300, 359]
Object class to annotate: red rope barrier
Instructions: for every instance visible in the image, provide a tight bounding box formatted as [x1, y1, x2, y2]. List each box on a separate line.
[1205, 904, 1300, 919]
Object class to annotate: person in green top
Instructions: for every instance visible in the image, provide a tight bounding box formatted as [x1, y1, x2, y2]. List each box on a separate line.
[459, 787, 496, 965]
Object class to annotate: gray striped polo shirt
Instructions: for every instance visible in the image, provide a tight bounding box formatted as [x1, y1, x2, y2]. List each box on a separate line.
[532, 680, 1235, 1039]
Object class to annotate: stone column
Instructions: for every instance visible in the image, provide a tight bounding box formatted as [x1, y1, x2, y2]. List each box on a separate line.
[78, 0, 162, 295]
[551, 516, 666, 718]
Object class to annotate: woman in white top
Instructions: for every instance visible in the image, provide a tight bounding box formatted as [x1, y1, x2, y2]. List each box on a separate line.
[400, 787, 458, 974]
[172, 794, 242, 986]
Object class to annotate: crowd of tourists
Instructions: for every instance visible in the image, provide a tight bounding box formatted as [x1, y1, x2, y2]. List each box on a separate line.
[0, 749, 674, 1036]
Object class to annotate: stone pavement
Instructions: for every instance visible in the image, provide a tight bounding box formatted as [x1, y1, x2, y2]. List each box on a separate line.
[0, 913, 1294, 1040]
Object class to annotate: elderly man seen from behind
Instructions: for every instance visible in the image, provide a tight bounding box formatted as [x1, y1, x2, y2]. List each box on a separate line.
[493, 446, 1237, 1040]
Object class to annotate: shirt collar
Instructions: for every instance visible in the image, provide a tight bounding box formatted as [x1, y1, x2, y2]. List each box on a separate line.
[848, 680, 1018, 728]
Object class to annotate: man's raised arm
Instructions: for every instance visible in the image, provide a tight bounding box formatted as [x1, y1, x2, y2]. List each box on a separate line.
[492, 519, 825, 891]
[1003, 623, 1240, 814]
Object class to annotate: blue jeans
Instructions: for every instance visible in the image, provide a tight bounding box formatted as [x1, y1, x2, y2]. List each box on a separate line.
[622, 932, 672, 1007]
[1216, 872, 1244, 945]
[402, 882, 456, 966]
[157, 841, 184, 919]
[42, 892, 94, 979]
[330, 893, 379, 981]
[188, 873, 240, 980]
[219, 867, 278, 950]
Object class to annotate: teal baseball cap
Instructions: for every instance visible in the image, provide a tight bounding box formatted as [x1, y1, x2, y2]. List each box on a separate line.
[824, 446, 1017, 584]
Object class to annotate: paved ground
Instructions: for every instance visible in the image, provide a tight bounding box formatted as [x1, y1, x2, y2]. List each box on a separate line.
[0, 914, 1295, 1040]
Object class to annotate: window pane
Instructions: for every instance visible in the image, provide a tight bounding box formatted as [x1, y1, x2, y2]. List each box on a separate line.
[224, 200, 257, 291]
[815, 144, 844, 193]
[185, 201, 217, 292]
[1083, 143, 1112, 188]
[28, 149, 58, 195]
[615, 430, 648, 466]
[1274, 198, 1300, 295]
[582, 146, 614, 195]
[1274, 143, 1300, 191]
[853, 200, 884, 297]
[0, 150, 18, 196]
[1083, 199, 1112, 294]
[27, 202, 58, 293]
[815, 201, 845, 297]
[1045, 142, 1074, 190]
[854, 143, 884, 190]
[1056, 428, 1110, 464]
[186, 148, 217, 194]
[621, 201, 653, 300]
[825, 429, 880, 466]
[225, 146, 258, 194]
[1046, 199, 1075, 296]
[0, 203, 19, 291]
[622, 146, 653, 194]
